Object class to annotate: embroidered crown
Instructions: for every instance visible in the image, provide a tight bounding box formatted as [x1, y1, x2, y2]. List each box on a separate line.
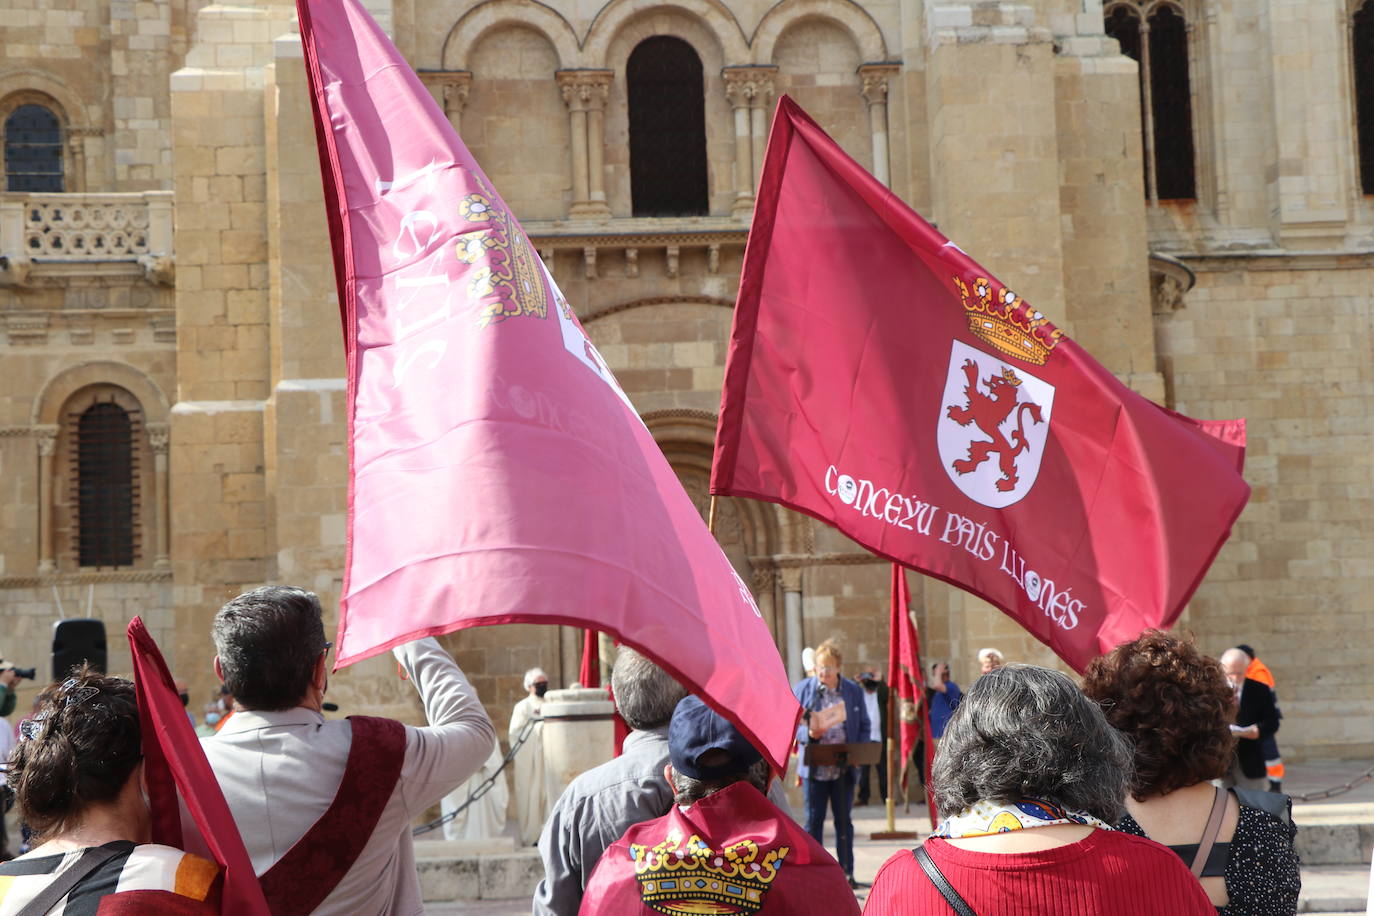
[630, 828, 789, 915]
[955, 275, 1063, 366]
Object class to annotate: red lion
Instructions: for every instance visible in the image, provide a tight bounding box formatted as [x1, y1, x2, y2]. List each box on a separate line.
[945, 359, 1043, 492]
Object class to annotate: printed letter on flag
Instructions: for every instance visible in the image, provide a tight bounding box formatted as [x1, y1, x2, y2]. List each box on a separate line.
[294, 0, 798, 768]
[712, 97, 1250, 671]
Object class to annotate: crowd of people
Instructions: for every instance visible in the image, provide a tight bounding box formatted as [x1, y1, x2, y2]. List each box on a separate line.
[0, 583, 1313, 914]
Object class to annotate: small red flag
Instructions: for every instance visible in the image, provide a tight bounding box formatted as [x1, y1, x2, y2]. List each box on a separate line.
[579, 629, 600, 689]
[712, 97, 1250, 671]
[888, 565, 937, 826]
[126, 617, 270, 915]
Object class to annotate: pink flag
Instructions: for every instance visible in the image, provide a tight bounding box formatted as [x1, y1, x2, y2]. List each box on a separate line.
[294, 0, 798, 770]
[127, 617, 270, 915]
[713, 98, 1250, 671]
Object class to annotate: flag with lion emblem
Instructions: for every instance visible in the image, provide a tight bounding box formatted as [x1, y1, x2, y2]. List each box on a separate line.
[711, 97, 1250, 671]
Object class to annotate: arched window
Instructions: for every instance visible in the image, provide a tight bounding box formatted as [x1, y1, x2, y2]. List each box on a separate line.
[69, 395, 141, 567]
[5, 103, 63, 192]
[627, 36, 709, 217]
[1105, 2, 1197, 201]
[1355, 2, 1374, 194]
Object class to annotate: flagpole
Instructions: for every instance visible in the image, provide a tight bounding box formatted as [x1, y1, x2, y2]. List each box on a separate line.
[871, 563, 919, 841]
[707, 495, 718, 534]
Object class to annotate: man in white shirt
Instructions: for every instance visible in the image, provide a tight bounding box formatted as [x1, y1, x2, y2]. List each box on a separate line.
[198, 585, 495, 915]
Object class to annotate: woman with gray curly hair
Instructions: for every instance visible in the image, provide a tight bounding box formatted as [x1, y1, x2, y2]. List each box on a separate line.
[863, 665, 1214, 915]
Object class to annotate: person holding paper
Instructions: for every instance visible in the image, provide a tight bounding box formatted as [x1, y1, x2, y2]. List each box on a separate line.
[793, 640, 870, 889]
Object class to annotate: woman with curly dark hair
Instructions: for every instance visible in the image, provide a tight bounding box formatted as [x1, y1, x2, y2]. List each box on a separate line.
[1082, 630, 1300, 915]
[0, 666, 221, 914]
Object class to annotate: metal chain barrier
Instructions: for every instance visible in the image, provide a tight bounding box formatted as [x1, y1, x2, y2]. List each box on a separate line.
[412, 714, 540, 836]
[1291, 762, 1374, 802]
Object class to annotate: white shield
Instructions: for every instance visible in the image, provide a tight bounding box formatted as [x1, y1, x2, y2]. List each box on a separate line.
[936, 340, 1055, 509]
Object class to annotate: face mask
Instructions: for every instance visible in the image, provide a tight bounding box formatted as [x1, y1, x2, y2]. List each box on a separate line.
[533, 682, 549, 698]
[205, 712, 221, 726]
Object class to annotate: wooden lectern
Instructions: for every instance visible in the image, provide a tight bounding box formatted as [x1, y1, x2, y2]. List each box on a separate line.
[803, 740, 883, 768]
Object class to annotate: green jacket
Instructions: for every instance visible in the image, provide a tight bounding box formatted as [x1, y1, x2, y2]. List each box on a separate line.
[0, 684, 16, 719]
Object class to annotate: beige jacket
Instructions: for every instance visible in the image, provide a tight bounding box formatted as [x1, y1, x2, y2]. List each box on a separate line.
[199, 637, 495, 915]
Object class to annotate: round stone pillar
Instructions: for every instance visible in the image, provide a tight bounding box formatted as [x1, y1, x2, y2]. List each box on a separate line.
[540, 686, 616, 806]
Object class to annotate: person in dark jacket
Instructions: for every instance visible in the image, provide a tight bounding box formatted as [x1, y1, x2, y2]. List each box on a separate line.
[1220, 648, 1280, 791]
[793, 640, 871, 888]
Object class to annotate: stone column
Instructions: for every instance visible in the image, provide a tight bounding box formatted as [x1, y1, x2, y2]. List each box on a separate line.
[747, 68, 777, 197]
[147, 423, 170, 570]
[35, 425, 58, 573]
[858, 64, 901, 187]
[781, 566, 803, 682]
[418, 70, 472, 135]
[557, 70, 613, 219]
[723, 67, 760, 216]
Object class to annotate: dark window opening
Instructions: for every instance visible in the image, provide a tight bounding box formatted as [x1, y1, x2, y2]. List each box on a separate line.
[1355, 2, 1374, 193]
[72, 401, 139, 567]
[1148, 5, 1196, 200]
[627, 36, 709, 217]
[5, 104, 63, 192]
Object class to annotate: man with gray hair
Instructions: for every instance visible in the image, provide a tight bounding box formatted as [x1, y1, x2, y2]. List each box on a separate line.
[532, 646, 688, 915]
[198, 585, 495, 915]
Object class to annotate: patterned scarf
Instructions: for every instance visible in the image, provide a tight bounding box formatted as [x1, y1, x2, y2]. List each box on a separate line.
[931, 798, 1113, 838]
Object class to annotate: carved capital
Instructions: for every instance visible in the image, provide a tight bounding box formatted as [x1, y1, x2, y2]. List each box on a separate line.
[750, 565, 777, 593]
[147, 422, 170, 455]
[779, 567, 802, 592]
[34, 425, 59, 457]
[858, 63, 901, 107]
[722, 66, 777, 109]
[418, 70, 473, 116]
[556, 69, 614, 113]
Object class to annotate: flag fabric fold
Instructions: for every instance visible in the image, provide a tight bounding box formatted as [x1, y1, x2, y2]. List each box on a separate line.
[126, 617, 269, 915]
[295, 0, 798, 770]
[712, 96, 1250, 671]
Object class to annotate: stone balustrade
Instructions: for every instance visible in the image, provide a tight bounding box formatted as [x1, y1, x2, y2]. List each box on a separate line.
[0, 191, 174, 286]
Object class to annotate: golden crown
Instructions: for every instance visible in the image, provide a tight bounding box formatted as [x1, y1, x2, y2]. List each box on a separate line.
[630, 828, 789, 915]
[955, 276, 1063, 366]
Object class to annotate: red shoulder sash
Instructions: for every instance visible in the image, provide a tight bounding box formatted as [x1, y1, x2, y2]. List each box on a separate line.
[259, 716, 407, 915]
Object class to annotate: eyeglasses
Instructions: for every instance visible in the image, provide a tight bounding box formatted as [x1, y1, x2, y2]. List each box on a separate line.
[816, 666, 838, 674]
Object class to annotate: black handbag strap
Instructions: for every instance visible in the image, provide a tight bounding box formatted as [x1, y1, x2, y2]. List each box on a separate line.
[16, 843, 123, 916]
[913, 845, 978, 916]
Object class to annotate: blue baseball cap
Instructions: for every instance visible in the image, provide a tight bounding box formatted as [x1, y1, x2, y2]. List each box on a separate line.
[668, 695, 764, 780]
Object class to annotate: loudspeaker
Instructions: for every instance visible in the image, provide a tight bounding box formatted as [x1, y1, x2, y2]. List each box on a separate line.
[52, 618, 107, 681]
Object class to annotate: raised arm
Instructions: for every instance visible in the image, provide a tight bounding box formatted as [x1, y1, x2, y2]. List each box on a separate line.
[394, 636, 496, 814]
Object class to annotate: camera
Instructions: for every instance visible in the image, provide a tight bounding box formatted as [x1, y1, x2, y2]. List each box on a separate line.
[0, 663, 35, 680]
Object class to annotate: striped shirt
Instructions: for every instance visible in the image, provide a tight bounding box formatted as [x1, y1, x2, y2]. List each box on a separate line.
[0, 841, 219, 915]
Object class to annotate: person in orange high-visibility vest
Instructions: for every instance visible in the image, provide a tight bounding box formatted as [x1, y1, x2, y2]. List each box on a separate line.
[1235, 644, 1284, 792]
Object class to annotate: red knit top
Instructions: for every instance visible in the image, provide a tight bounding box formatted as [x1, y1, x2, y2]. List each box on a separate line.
[862, 830, 1216, 915]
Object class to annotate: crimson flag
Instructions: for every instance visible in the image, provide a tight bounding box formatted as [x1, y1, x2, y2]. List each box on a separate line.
[295, 0, 798, 770]
[888, 565, 937, 825]
[126, 617, 270, 915]
[712, 97, 1249, 671]
[579, 629, 600, 688]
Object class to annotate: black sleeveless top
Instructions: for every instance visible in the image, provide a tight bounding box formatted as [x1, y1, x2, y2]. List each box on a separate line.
[1115, 793, 1300, 916]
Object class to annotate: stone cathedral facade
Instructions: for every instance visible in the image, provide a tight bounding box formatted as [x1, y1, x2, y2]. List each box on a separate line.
[1, 0, 1371, 761]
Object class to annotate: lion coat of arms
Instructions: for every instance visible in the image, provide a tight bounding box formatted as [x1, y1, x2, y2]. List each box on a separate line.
[936, 340, 1055, 509]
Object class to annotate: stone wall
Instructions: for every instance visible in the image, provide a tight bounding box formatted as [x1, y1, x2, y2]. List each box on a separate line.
[0, 0, 1371, 764]
[1159, 255, 1374, 760]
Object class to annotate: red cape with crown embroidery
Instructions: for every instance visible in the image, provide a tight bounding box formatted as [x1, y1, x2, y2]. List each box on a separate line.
[578, 781, 859, 916]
